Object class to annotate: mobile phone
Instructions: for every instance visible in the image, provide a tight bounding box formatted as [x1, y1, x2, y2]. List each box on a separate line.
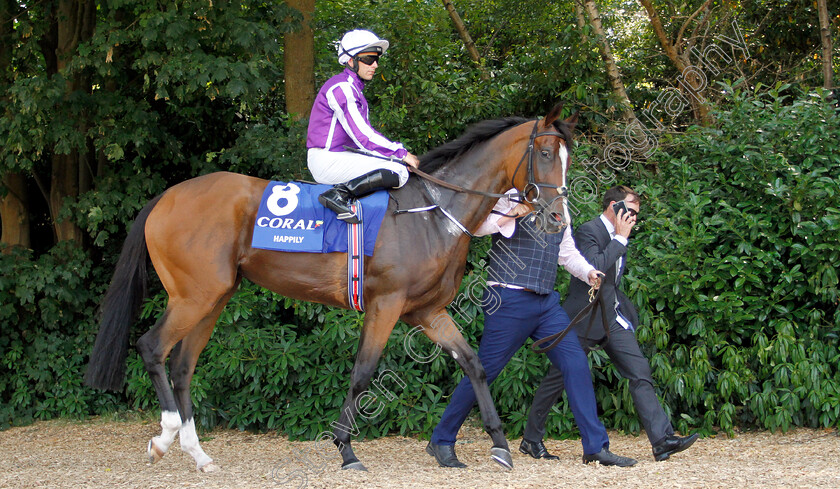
[612, 200, 628, 216]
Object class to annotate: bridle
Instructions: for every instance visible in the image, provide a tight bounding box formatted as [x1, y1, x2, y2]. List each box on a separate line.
[506, 119, 571, 234]
[510, 120, 563, 204]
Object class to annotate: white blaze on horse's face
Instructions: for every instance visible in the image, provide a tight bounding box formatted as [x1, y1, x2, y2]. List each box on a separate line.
[556, 139, 571, 229]
[558, 142, 570, 175]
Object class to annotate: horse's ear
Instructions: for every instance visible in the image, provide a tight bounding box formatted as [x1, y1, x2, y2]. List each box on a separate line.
[543, 103, 564, 127]
[565, 110, 580, 127]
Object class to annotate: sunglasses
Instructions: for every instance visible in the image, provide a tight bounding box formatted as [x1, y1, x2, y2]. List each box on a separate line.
[356, 55, 380, 66]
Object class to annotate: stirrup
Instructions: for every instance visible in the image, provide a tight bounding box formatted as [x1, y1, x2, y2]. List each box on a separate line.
[336, 209, 360, 224]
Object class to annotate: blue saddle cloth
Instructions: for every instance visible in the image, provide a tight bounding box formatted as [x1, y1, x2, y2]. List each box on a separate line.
[251, 181, 388, 255]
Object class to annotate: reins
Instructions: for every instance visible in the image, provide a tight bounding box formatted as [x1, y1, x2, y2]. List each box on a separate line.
[342, 148, 512, 200]
[344, 118, 566, 204]
[404, 165, 512, 199]
[345, 118, 569, 237]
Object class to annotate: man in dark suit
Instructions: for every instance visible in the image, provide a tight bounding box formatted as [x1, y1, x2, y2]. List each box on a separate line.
[520, 185, 698, 462]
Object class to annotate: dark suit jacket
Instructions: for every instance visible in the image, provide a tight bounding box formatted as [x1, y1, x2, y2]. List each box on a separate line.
[563, 216, 639, 342]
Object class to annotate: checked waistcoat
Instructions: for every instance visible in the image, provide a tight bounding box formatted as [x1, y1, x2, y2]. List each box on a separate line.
[487, 216, 564, 295]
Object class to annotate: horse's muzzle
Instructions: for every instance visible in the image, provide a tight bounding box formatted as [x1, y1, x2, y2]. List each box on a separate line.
[533, 196, 568, 234]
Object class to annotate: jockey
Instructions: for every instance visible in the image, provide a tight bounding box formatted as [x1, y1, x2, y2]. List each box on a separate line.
[307, 29, 420, 223]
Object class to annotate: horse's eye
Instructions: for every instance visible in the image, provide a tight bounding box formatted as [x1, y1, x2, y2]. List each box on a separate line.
[541, 150, 551, 159]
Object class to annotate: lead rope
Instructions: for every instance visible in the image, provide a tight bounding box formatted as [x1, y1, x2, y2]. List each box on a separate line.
[531, 273, 610, 354]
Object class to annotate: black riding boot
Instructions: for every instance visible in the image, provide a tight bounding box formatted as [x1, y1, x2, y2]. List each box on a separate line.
[319, 169, 401, 224]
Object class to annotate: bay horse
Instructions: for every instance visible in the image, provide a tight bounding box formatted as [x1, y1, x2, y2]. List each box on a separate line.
[84, 104, 578, 473]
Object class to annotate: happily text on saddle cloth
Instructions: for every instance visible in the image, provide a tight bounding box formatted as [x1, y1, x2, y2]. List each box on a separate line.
[251, 181, 389, 255]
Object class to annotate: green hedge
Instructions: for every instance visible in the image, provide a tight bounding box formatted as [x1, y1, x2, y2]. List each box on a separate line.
[625, 84, 840, 434]
[2, 88, 839, 440]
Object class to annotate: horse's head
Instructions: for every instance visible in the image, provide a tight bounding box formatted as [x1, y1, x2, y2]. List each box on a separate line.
[509, 103, 578, 234]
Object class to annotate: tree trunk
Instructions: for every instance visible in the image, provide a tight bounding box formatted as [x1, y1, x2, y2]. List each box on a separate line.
[817, 0, 833, 89]
[441, 0, 489, 80]
[1, 174, 30, 250]
[48, 0, 96, 244]
[582, 0, 637, 123]
[284, 0, 315, 120]
[1, 0, 30, 250]
[0, 0, 10, 73]
[574, 1, 589, 45]
[638, 0, 713, 124]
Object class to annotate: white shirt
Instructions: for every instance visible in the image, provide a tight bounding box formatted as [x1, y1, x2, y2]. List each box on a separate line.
[599, 214, 632, 330]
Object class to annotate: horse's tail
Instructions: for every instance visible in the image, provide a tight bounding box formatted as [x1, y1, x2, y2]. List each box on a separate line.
[84, 193, 164, 391]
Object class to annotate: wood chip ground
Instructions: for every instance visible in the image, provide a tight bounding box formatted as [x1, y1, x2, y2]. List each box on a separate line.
[2, 418, 838, 488]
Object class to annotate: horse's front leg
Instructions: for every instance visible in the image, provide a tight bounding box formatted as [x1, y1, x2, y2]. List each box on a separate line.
[332, 298, 403, 471]
[419, 310, 512, 469]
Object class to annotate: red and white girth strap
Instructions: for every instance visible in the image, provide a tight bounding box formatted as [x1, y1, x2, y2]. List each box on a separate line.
[347, 203, 365, 311]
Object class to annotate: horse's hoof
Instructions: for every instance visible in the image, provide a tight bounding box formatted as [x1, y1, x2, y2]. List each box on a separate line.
[490, 447, 513, 470]
[198, 462, 220, 473]
[147, 439, 165, 464]
[341, 460, 368, 471]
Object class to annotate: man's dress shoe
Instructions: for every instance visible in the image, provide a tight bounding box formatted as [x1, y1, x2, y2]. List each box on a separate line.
[519, 439, 559, 460]
[582, 447, 637, 467]
[653, 433, 699, 461]
[426, 442, 467, 468]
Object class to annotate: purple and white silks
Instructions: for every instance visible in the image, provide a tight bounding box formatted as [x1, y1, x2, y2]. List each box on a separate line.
[306, 68, 409, 185]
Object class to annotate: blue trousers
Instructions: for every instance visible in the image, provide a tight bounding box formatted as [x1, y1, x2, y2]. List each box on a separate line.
[430, 288, 609, 455]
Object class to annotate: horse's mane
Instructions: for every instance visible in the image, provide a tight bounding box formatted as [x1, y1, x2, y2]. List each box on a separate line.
[418, 116, 575, 174]
[418, 117, 529, 173]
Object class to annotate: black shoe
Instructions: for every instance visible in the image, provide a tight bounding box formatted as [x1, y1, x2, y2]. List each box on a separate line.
[426, 442, 467, 468]
[582, 448, 637, 467]
[519, 439, 559, 460]
[318, 186, 359, 223]
[652, 433, 699, 461]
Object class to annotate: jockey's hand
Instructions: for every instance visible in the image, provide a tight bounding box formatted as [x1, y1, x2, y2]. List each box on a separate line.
[402, 153, 420, 169]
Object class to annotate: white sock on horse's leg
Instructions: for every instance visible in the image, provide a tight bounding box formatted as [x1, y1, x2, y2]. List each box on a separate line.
[179, 418, 215, 470]
[150, 410, 182, 455]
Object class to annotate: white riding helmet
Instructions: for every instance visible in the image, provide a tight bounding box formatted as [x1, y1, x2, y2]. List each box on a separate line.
[337, 29, 389, 65]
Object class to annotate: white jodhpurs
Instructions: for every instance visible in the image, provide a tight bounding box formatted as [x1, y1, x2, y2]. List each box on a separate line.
[307, 148, 409, 187]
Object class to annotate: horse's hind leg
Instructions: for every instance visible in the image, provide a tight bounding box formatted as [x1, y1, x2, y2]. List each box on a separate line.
[136, 296, 228, 467]
[168, 288, 236, 472]
[419, 310, 512, 469]
[136, 310, 182, 464]
[331, 298, 404, 471]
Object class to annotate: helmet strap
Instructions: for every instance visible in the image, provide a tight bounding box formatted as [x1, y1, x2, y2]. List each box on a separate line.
[339, 42, 382, 74]
[339, 44, 361, 74]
